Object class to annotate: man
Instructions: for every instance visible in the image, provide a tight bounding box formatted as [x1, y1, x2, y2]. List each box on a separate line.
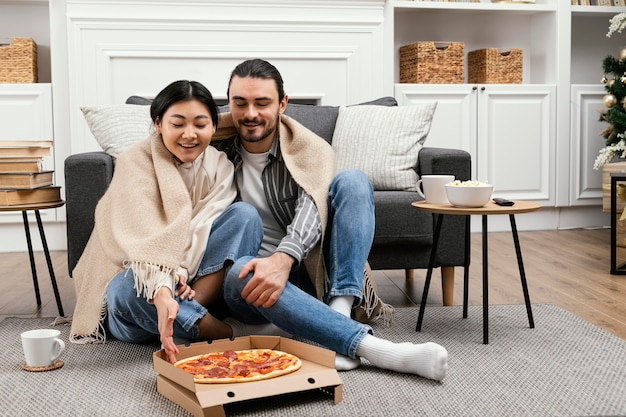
[214, 59, 448, 380]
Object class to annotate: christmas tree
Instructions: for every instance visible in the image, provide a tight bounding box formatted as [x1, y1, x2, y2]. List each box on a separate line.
[594, 13, 626, 169]
[600, 51, 626, 146]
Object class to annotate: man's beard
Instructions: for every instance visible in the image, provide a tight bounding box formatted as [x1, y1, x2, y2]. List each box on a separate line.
[238, 114, 280, 143]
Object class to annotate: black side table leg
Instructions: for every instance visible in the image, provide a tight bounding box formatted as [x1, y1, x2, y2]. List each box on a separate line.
[416, 213, 444, 332]
[34, 210, 64, 317]
[509, 214, 534, 329]
[482, 215, 489, 344]
[463, 215, 471, 319]
[22, 211, 41, 307]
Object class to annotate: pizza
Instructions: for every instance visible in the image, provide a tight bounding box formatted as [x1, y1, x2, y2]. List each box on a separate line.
[174, 349, 302, 384]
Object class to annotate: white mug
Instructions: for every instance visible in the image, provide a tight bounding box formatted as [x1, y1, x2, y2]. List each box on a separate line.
[21, 328, 65, 367]
[416, 175, 455, 204]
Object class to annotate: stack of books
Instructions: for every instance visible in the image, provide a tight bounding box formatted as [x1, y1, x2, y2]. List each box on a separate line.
[0, 140, 61, 206]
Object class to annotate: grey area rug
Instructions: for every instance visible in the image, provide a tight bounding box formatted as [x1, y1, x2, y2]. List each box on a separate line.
[1, 304, 625, 417]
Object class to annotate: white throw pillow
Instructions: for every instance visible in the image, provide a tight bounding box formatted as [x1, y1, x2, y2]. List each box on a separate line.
[81, 104, 153, 158]
[332, 103, 437, 191]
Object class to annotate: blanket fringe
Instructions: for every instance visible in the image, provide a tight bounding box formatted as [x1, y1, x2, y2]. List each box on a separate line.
[124, 260, 175, 301]
[354, 262, 394, 327]
[50, 316, 73, 326]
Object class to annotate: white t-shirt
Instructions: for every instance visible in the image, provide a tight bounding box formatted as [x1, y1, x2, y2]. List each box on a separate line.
[239, 148, 284, 257]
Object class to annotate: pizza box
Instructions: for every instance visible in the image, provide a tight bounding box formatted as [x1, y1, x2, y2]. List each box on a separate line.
[153, 335, 343, 417]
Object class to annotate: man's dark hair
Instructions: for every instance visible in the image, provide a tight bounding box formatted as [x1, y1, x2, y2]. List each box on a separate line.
[227, 59, 285, 102]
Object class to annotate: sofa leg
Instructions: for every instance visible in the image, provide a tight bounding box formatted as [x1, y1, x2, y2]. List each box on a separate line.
[405, 269, 414, 280]
[441, 266, 455, 306]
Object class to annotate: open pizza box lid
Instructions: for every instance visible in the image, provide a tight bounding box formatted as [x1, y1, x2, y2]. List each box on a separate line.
[153, 335, 343, 417]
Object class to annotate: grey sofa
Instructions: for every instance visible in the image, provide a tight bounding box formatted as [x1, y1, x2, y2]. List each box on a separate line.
[65, 97, 471, 305]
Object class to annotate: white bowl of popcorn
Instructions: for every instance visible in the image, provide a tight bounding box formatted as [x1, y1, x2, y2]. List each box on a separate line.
[445, 180, 494, 208]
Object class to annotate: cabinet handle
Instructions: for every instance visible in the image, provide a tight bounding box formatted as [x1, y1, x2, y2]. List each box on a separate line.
[480, 86, 486, 91]
[472, 86, 478, 91]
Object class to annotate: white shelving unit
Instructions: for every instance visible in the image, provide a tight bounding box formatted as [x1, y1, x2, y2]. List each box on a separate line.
[388, 0, 626, 229]
[0, 0, 66, 252]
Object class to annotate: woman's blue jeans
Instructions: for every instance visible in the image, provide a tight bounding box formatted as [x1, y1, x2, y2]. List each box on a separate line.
[105, 202, 262, 343]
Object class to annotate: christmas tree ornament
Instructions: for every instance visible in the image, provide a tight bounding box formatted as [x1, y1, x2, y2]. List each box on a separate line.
[604, 94, 618, 108]
[609, 78, 616, 88]
[622, 74, 626, 84]
[622, 97, 626, 110]
[620, 48, 626, 61]
[602, 74, 608, 83]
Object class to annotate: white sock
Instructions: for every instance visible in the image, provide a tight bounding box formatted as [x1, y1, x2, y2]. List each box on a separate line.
[335, 353, 361, 371]
[224, 318, 292, 339]
[356, 334, 448, 381]
[329, 295, 355, 317]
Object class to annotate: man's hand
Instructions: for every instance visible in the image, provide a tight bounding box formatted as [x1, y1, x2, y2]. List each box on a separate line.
[239, 252, 294, 308]
[153, 287, 180, 364]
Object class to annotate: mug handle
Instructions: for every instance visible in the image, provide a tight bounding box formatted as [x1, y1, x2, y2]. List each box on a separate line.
[51, 338, 65, 362]
[416, 179, 425, 199]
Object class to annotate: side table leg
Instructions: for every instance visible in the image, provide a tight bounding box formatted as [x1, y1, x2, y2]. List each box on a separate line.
[35, 210, 64, 317]
[482, 215, 489, 344]
[22, 211, 41, 307]
[509, 214, 534, 329]
[416, 213, 444, 332]
[463, 215, 470, 319]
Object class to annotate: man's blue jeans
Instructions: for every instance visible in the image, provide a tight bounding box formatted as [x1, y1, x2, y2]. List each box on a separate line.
[223, 256, 373, 358]
[106, 202, 263, 343]
[223, 169, 375, 358]
[323, 169, 375, 306]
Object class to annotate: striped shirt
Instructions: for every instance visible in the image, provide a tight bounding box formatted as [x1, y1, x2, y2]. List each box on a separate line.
[218, 133, 322, 264]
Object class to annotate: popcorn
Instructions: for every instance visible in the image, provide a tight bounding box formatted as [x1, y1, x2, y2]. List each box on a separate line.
[446, 180, 490, 187]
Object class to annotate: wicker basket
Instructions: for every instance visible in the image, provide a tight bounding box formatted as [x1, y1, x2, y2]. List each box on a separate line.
[399, 41, 464, 84]
[0, 38, 38, 83]
[468, 48, 522, 84]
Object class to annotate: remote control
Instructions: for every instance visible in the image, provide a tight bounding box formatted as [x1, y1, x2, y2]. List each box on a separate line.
[493, 198, 514, 206]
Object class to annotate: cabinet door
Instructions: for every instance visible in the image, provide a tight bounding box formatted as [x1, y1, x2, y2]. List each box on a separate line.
[569, 85, 606, 206]
[477, 85, 555, 204]
[0, 84, 54, 171]
[394, 84, 477, 177]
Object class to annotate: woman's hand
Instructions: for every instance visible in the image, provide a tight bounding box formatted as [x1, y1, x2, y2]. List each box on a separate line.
[153, 287, 180, 364]
[174, 267, 195, 301]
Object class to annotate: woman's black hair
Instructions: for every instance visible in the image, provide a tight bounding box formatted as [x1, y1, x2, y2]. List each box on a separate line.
[150, 80, 219, 128]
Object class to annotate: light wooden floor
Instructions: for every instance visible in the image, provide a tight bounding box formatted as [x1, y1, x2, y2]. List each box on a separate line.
[1, 228, 625, 340]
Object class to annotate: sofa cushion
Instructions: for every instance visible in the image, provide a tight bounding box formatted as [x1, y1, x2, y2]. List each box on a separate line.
[81, 104, 152, 158]
[332, 102, 437, 191]
[284, 97, 397, 144]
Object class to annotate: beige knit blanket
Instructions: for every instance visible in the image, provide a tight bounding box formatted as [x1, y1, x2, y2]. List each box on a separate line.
[214, 113, 336, 298]
[70, 135, 224, 343]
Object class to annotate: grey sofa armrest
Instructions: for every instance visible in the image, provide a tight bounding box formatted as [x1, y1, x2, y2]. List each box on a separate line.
[64, 151, 114, 276]
[417, 146, 472, 266]
[418, 146, 471, 179]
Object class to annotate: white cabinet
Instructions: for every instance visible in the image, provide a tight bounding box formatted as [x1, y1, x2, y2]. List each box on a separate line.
[396, 84, 555, 203]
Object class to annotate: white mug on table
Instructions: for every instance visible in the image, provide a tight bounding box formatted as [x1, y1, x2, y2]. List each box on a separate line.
[21, 328, 65, 367]
[416, 175, 455, 204]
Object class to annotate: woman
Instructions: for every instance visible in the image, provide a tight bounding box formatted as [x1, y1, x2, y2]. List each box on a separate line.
[70, 80, 263, 363]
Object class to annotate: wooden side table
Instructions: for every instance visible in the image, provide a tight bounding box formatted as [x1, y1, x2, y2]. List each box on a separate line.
[412, 200, 541, 344]
[0, 200, 65, 316]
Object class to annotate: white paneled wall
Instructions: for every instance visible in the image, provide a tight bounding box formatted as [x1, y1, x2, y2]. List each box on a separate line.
[63, 0, 386, 154]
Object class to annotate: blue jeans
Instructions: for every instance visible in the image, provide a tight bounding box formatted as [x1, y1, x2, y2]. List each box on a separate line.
[324, 169, 375, 305]
[222, 170, 375, 358]
[106, 202, 263, 343]
[223, 256, 373, 358]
